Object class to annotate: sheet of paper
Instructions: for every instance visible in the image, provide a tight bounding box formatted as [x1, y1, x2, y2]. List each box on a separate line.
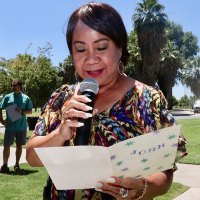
[35, 125, 180, 190]
[6, 104, 22, 122]
[108, 125, 180, 178]
[35, 146, 112, 190]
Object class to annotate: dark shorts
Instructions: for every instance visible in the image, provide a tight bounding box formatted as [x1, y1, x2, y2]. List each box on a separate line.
[4, 130, 27, 146]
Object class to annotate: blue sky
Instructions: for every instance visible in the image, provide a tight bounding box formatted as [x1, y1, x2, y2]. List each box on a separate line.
[1, 0, 199, 99]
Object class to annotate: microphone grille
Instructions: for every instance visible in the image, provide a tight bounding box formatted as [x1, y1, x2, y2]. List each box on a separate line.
[80, 78, 99, 94]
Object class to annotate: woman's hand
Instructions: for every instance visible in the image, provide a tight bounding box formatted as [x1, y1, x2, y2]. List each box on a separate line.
[59, 94, 93, 141]
[95, 176, 147, 200]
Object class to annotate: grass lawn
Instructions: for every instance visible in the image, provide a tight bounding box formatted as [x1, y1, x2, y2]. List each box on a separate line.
[176, 118, 200, 164]
[0, 163, 48, 200]
[0, 118, 199, 199]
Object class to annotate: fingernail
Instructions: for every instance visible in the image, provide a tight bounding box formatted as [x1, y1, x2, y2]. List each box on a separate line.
[106, 177, 116, 183]
[85, 97, 92, 102]
[95, 183, 103, 189]
[95, 188, 102, 192]
[85, 113, 93, 118]
[85, 105, 93, 111]
[77, 122, 84, 127]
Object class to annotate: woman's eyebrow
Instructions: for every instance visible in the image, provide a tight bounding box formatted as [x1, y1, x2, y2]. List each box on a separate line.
[74, 41, 85, 45]
[94, 38, 109, 43]
[74, 38, 109, 45]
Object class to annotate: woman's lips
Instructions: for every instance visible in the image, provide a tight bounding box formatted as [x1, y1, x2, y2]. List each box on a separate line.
[87, 69, 103, 77]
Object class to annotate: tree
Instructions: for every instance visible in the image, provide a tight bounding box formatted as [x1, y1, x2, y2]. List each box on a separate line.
[132, 0, 168, 85]
[172, 96, 179, 108]
[24, 55, 61, 109]
[0, 43, 62, 109]
[157, 21, 199, 109]
[180, 57, 200, 97]
[126, 30, 141, 79]
[58, 55, 76, 84]
[158, 40, 183, 109]
[178, 95, 190, 108]
[0, 57, 11, 95]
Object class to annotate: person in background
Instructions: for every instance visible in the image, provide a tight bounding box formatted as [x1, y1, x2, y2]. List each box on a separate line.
[26, 2, 187, 200]
[0, 79, 33, 173]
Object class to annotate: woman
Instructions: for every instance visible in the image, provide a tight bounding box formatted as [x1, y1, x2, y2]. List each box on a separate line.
[26, 2, 187, 200]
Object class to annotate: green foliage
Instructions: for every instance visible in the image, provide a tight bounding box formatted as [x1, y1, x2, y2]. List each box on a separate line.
[172, 96, 179, 107]
[132, 0, 168, 86]
[58, 55, 77, 84]
[178, 95, 190, 108]
[166, 21, 199, 59]
[180, 57, 200, 97]
[126, 30, 141, 79]
[24, 55, 62, 108]
[0, 58, 12, 95]
[0, 51, 62, 108]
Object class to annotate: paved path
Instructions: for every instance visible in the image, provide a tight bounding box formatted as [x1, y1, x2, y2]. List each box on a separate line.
[173, 163, 200, 199]
[0, 146, 27, 167]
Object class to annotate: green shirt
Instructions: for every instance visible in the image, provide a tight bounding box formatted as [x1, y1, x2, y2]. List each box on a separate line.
[0, 92, 33, 131]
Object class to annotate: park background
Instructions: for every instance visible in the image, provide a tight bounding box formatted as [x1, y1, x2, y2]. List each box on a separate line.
[1, 0, 200, 101]
[0, 0, 200, 199]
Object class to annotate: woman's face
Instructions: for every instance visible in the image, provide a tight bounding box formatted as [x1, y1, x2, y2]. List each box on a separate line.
[72, 20, 122, 88]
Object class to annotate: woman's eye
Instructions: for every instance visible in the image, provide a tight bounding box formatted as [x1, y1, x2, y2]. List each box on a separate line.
[97, 46, 107, 51]
[76, 49, 85, 53]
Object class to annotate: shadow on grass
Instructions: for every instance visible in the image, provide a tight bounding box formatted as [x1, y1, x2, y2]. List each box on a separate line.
[0, 168, 39, 176]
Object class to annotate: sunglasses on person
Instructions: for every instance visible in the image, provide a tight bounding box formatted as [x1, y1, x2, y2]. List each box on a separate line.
[11, 84, 18, 87]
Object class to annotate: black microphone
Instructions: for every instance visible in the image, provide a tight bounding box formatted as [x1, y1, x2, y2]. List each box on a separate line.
[74, 78, 99, 146]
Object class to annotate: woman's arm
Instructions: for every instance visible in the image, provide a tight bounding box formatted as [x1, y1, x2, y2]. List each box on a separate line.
[142, 170, 173, 199]
[26, 92, 94, 167]
[26, 125, 70, 167]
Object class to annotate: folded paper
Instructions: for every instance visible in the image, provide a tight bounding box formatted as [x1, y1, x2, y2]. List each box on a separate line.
[6, 104, 22, 122]
[35, 125, 180, 190]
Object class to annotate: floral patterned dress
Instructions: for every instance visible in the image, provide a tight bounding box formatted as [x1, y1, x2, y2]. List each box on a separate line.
[34, 80, 187, 200]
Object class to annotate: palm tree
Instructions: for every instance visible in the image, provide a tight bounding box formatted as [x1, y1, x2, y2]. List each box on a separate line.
[181, 57, 200, 97]
[158, 41, 183, 109]
[132, 0, 168, 86]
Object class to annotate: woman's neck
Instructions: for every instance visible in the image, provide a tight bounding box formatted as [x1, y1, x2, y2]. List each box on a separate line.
[98, 74, 127, 95]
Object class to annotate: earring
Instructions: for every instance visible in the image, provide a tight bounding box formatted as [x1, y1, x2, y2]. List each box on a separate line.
[74, 71, 82, 82]
[118, 60, 124, 75]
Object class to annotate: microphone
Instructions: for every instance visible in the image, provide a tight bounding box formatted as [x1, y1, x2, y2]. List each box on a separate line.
[74, 78, 99, 146]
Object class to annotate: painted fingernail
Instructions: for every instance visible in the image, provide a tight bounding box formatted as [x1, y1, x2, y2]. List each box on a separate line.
[77, 122, 84, 127]
[95, 183, 103, 189]
[85, 97, 92, 102]
[95, 188, 102, 192]
[85, 105, 93, 111]
[106, 177, 116, 183]
[85, 113, 93, 118]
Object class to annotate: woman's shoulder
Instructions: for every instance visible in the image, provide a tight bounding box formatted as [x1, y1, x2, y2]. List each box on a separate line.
[53, 83, 76, 93]
[47, 83, 77, 110]
[132, 79, 164, 98]
[124, 78, 167, 107]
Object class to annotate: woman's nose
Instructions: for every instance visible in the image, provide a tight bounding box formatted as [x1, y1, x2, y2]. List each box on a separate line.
[86, 50, 99, 64]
